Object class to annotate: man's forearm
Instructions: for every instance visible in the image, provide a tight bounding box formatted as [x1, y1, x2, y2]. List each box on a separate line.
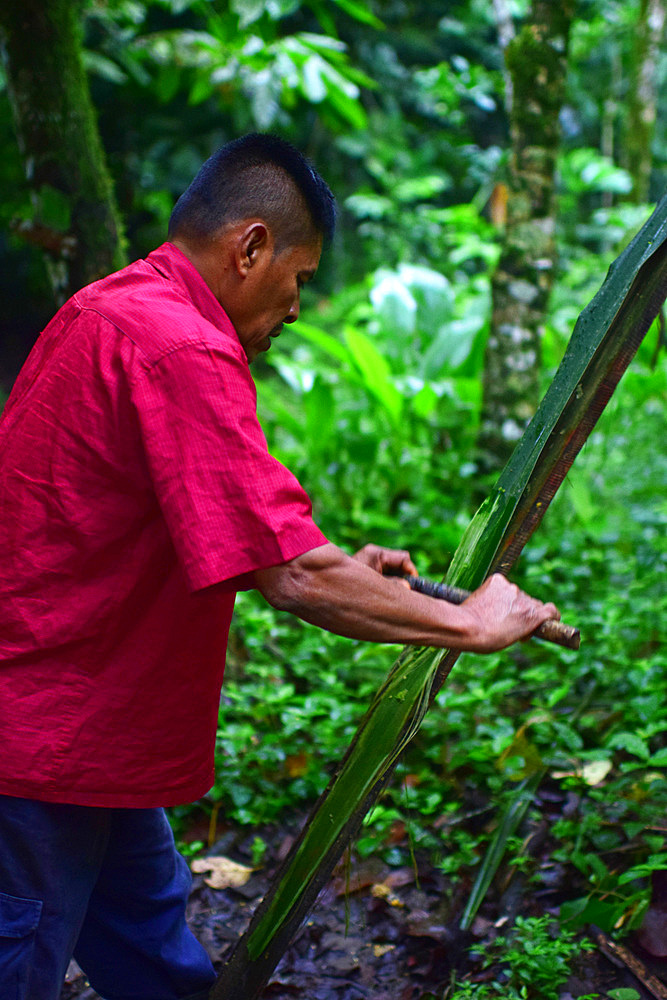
[253, 543, 558, 653]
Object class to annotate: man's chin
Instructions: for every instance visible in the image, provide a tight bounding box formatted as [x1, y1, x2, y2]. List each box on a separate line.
[246, 338, 271, 363]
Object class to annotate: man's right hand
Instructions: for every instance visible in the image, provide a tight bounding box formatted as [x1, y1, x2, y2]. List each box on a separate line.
[459, 573, 560, 652]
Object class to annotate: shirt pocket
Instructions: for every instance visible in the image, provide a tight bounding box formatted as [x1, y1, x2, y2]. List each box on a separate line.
[0, 891, 42, 1000]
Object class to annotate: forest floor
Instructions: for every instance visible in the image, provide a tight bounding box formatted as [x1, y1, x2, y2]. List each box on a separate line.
[62, 803, 667, 1000]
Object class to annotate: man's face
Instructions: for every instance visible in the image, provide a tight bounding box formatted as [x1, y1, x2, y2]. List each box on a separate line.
[233, 235, 322, 363]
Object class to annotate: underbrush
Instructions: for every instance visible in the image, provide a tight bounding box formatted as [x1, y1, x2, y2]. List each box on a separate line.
[170, 338, 666, 977]
[173, 348, 665, 921]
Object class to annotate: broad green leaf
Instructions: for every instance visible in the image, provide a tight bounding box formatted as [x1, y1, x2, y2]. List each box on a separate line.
[83, 51, 128, 84]
[608, 731, 650, 760]
[649, 747, 667, 767]
[343, 326, 403, 423]
[345, 192, 393, 220]
[329, 0, 385, 29]
[153, 63, 182, 104]
[617, 855, 667, 885]
[370, 272, 418, 338]
[393, 175, 450, 203]
[560, 893, 636, 932]
[560, 148, 634, 195]
[304, 378, 336, 455]
[397, 263, 455, 340]
[155, 0, 202, 12]
[293, 319, 350, 363]
[421, 319, 480, 378]
[318, 58, 361, 100]
[398, 263, 452, 296]
[411, 383, 439, 418]
[249, 70, 279, 128]
[567, 474, 597, 525]
[231, 0, 266, 30]
[318, 77, 367, 128]
[297, 32, 347, 53]
[301, 55, 327, 102]
[265, 0, 301, 19]
[255, 383, 303, 437]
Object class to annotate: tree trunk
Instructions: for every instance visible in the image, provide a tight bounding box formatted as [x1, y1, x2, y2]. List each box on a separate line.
[478, 0, 574, 474]
[626, 0, 666, 204]
[0, 0, 126, 305]
[492, 0, 516, 113]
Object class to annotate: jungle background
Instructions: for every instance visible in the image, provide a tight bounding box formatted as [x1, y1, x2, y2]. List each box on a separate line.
[0, 1, 666, 998]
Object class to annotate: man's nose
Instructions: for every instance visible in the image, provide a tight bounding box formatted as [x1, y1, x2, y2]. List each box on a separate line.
[285, 297, 300, 323]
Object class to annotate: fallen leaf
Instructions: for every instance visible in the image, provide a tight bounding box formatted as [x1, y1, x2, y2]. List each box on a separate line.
[582, 759, 613, 785]
[190, 856, 253, 890]
[371, 882, 405, 907]
[406, 909, 450, 940]
[285, 752, 310, 778]
[332, 854, 384, 895]
[386, 820, 407, 845]
[552, 760, 613, 785]
[384, 867, 416, 890]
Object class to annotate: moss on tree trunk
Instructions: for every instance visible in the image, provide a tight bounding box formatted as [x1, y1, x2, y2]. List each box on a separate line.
[626, 0, 665, 204]
[0, 0, 126, 303]
[478, 0, 574, 473]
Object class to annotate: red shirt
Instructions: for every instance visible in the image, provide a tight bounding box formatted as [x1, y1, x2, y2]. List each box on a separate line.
[0, 243, 327, 808]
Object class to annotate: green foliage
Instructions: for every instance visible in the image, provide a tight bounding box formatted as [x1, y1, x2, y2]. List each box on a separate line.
[3, 0, 666, 346]
[195, 193, 667, 998]
[254, 252, 496, 571]
[447, 917, 595, 998]
[471, 915, 591, 999]
[214, 616, 369, 825]
[197, 284, 667, 955]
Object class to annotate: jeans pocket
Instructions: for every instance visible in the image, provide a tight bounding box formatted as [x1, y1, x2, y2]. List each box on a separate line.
[0, 891, 42, 1000]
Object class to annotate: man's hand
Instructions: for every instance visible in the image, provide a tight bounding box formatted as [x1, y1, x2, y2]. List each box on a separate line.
[460, 573, 560, 652]
[352, 543, 417, 579]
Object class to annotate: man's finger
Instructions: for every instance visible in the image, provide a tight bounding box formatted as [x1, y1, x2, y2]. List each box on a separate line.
[353, 544, 418, 577]
[398, 553, 418, 576]
[384, 549, 417, 576]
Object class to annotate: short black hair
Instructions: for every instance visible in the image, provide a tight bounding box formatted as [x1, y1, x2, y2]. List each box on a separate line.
[168, 133, 336, 250]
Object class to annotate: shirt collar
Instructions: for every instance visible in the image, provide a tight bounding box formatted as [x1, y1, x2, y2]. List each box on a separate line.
[145, 242, 235, 335]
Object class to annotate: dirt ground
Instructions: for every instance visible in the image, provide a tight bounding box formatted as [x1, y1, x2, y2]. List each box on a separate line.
[61, 809, 667, 1000]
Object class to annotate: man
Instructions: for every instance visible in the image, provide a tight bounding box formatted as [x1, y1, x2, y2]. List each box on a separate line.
[0, 134, 557, 1000]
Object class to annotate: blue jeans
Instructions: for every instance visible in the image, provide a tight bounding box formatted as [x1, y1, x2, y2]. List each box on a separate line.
[0, 795, 216, 1000]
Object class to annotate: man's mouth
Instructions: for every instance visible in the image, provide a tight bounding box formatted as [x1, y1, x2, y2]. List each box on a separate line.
[257, 326, 283, 356]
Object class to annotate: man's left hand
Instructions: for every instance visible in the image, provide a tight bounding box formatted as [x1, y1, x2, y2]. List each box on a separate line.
[352, 543, 417, 580]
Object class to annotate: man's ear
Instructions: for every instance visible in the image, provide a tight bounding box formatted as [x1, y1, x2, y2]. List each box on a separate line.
[237, 222, 271, 276]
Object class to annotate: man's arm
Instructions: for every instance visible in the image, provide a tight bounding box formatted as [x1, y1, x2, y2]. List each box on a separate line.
[253, 542, 559, 654]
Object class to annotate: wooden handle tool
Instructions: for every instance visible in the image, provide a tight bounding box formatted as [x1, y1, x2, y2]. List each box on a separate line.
[406, 575, 580, 651]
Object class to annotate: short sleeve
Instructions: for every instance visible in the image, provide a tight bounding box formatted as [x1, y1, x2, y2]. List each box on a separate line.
[132, 342, 328, 591]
